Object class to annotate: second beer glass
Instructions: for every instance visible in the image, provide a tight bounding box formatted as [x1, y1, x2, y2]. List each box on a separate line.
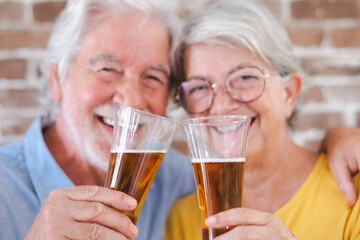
[182, 115, 250, 240]
[104, 105, 180, 225]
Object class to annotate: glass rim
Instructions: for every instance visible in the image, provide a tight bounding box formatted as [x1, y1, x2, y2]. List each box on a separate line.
[115, 104, 180, 126]
[181, 115, 251, 126]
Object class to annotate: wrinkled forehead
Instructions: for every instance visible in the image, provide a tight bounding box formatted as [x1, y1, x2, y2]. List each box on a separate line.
[183, 43, 273, 79]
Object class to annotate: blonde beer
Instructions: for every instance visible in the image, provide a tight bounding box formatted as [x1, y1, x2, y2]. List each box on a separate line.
[104, 150, 165, 224]
[192, 158, 245, 239]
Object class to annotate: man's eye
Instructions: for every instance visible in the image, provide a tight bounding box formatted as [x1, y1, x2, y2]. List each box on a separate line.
[148, 76, 161, 81]
[96, 67, 120, 81]
[101, 67, 115, 72]
[142, 76, 167, 90]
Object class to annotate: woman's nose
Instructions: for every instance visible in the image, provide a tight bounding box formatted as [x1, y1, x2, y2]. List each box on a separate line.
[209, 86, 239, 115]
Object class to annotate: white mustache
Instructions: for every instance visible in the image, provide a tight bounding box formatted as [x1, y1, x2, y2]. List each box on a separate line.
[93, 105, 116, 119]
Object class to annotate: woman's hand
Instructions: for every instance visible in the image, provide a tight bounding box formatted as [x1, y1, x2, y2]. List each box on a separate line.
[322, 126, 360, 206]
[205, 208, 297, 240]
[25, 185, 138, 240]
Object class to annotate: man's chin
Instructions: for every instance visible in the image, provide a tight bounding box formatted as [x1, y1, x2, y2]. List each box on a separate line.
[84, 146, 110, 172]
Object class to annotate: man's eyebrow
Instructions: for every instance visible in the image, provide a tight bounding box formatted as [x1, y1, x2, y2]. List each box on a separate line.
[89, 54, 120, 65]
[150, 65, 170, 77]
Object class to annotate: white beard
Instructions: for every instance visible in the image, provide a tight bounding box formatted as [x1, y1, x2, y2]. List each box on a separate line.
[61, 102, 110, 173]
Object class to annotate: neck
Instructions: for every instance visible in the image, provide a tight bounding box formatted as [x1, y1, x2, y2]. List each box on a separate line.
[243, 134, 317, 212]
[43, 123, 106, 186]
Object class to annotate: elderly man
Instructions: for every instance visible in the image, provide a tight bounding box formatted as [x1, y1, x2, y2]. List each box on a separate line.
[0, 1, 194, 239]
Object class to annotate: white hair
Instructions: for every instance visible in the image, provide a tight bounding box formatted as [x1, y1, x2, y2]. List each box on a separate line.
[41, 0, 181, 125]
[175, 0, 300, 82]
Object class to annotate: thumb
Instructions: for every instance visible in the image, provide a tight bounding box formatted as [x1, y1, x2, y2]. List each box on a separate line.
[330, 162, 357, 206]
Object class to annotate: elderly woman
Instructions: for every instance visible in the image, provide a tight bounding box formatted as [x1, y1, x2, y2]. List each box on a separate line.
[165, 1, 360, 239]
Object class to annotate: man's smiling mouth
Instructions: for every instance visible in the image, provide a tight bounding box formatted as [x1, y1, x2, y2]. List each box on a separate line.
[99, 116, 114, 127]
[250, 117, 256, 126]
[99, 115, 145, 133]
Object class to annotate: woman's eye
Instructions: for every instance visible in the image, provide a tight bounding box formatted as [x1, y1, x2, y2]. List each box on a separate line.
[189, 85, 209, 95]
[239, 75, 255, 80]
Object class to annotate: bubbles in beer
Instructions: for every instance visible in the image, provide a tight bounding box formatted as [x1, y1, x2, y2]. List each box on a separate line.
[104, 150, 165, 224]
[192, 158, 245, 239]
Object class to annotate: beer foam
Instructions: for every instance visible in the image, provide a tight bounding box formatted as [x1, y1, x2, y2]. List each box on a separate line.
[111, 149, 167, 154]
[191, 157, 245, 163]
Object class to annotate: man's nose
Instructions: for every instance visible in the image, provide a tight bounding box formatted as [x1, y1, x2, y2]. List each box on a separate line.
[112, 76, 147, 110]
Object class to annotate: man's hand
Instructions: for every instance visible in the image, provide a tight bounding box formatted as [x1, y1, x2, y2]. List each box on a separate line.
[25, 185, 138, 240]
[322, 126, 360, 206]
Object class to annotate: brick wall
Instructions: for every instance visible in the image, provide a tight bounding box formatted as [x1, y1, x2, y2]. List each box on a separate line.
[0, 0, 359, 154]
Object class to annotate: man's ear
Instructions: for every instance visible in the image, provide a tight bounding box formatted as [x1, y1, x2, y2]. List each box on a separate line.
[283, 73, 302, 119]
[49, 63, 62, 101]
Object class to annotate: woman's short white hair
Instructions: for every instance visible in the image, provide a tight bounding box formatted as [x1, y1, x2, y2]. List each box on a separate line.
[41, 0, 181, 124]
[175, 0, 300, 82]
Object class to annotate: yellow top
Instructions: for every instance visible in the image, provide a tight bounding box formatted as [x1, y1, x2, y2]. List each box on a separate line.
[165, 154, 360, 240]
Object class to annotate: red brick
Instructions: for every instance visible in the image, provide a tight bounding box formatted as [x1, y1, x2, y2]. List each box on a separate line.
[292, 112, 344, 131]
[326, 86, 360, 102]
[0, 2, 23, 21]
[33, 1, 67, 22]
[1, 116, 35, 135]
[0, 60, 26, 79]
[0, 89, 41, 108]
[292, 0, 360, 19]
[0, 30, 50, 49]
[288, 28, 324, 46]
[332, 28, 360, 47]
[301, 58, 360, 75]
[301, 86, 323, 104]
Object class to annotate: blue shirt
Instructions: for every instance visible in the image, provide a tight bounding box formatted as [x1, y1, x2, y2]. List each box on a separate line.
[0, 117, 195, 240]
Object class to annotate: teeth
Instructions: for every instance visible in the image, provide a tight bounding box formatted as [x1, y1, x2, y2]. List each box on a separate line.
[101, 116, 142, 132]
[214, 123, 242, 133]
[102, 117, 114, 127]
[117, 121, 141, 132]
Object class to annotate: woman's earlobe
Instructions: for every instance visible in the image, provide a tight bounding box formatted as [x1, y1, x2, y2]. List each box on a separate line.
[49, 63, 62, 101]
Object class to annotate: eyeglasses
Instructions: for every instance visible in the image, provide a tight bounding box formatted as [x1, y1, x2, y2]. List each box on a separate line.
[176, 66, 271, 114]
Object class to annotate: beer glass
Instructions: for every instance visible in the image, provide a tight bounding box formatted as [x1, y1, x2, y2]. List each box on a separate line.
[104, 105, 180, 225]
[182, 115, 250, 240]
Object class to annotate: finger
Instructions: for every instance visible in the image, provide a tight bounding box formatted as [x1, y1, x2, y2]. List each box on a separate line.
[205, 208, 272, 228]
[63, 221, 134, 240]
[64, 186, 137, 211]
[68, 200, 138, 239]
[214, 225, 295, 240]
[328, 160, 357, 206]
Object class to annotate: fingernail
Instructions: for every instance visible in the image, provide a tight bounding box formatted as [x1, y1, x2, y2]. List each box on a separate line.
[205, 216, 217, 226]
[126, 197, 137, 208]
[131, 224, 138, 236]
[345, 193, 356, 207]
